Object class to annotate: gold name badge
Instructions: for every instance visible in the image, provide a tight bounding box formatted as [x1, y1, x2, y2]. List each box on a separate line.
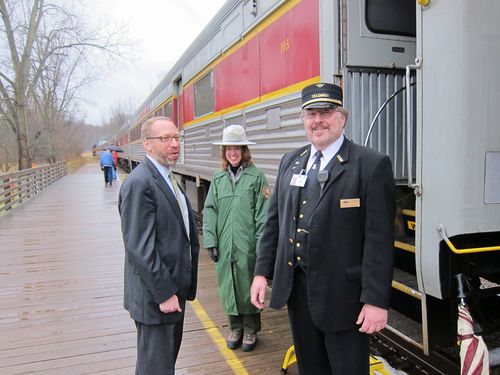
[340, 198, 360, 208]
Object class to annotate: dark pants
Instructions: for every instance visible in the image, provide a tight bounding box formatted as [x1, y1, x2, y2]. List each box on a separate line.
[134, 319, 184, 375]
[103, 166, 113, 184]
[228, 313, 261, 334]
[287, 267, 369, 375]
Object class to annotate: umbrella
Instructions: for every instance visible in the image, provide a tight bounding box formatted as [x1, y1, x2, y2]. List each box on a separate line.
[107, 145, 124, 152]
[455, 274, 489, 375]
[99, 145, 124, 152]
[95, 140, 109, 147]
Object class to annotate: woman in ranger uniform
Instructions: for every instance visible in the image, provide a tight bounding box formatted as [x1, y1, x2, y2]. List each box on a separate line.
[203, 125, 270, 352]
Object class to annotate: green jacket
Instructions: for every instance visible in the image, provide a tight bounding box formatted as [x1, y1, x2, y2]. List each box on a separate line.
[203, 163, 270, 315]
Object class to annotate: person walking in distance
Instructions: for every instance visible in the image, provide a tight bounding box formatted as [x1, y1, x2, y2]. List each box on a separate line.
[99, 148, 115, 186]
[119, 116, 199, 375]
[203, 125, 270, 352]
[250, 83, 396, 375]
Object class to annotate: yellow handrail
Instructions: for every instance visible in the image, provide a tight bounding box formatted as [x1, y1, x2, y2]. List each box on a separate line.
[437, 224, 500, 254]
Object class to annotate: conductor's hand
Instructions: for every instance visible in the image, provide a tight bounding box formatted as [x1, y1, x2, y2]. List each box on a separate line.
[250, 275, 267, 310]
[356, 303, 388, 334]
[159, 294, 182, 314]
[207, 247, 219, 262]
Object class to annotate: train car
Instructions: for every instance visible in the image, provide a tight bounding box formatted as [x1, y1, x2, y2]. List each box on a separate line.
[115, 0, 500, 372]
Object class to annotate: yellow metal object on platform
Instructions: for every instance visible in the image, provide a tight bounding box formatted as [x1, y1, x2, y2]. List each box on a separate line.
[369, 356, 391, 375]
[281, 345, 296, 373]
[281, 345, 392, 374]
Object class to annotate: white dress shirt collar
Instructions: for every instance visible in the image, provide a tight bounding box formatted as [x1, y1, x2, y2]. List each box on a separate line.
[308, 134, 345, 171]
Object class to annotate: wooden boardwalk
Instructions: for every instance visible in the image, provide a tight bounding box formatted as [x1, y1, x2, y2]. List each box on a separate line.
[0, 162, 297, 375]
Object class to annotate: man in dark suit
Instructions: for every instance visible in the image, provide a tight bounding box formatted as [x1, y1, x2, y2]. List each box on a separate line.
[250, 83, 395, 374]
[119, 117, 199, 375]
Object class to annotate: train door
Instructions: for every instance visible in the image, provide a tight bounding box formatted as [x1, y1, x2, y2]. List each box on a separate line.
[335, 0, 416, 179]
[331, 0, 430, 356]
[417, 0, 500, 306]
[416, 0, 500, 297]
[175, 77, 185, 165]
[415, 0, 500, 351]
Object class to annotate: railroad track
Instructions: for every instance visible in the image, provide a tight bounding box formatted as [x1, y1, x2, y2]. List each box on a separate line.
[370, 329, 459, 375]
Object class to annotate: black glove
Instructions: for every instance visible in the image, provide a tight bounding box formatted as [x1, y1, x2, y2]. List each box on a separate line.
[207, 247, 218, 263]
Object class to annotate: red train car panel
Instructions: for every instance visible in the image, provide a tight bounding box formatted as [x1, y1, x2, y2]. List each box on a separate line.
[214, 37, 260, 111]
[182, 88, 193, 124]
[259, 0, 319, 95]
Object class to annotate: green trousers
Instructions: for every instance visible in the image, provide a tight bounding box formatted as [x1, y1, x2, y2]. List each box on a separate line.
[228, 313, 261, 334]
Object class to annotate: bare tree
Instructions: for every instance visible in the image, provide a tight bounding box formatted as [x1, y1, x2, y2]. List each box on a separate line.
[103, 99, 134, 143]
[30, 43, 91, 163]
[0, 0, 128, 170]
[0, 120, 16, 172]
[0, 0, 42, 170]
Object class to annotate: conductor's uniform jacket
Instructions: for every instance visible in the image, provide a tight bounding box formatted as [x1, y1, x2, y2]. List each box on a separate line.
[255, 138, 395, 332]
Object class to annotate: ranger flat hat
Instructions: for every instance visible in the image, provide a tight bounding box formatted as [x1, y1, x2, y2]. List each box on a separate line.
[301, 83, 343, 109]
[213, 125, 256, 146]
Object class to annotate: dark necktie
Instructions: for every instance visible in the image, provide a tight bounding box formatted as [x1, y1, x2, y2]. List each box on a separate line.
[306, 151, 323, 189]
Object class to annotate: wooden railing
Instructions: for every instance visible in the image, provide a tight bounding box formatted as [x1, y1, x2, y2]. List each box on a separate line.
[0, 162, 67, 215]
[67, 154, 95, 174]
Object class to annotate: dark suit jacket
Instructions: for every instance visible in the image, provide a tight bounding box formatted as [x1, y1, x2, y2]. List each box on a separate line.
[255, 139, 395, 332]
[119, 157, 199, 325]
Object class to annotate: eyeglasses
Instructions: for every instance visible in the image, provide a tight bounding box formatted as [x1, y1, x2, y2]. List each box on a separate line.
[146, 135, 183, 143]
[302, 109, 337, 120]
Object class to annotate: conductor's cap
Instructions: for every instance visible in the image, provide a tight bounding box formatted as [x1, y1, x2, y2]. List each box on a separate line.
[301, 83, 343, 110]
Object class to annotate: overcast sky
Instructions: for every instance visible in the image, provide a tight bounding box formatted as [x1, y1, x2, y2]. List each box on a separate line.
[81, 0, 227, 125]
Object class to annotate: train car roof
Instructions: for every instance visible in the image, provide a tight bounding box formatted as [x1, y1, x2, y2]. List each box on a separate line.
[129, 0, 240, 126]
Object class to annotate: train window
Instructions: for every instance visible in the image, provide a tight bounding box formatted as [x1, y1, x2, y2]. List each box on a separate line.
[365, 0, 416, 37]
[164, 101, 172, 118]
[194, 71, 214, 118]
[130, 126, 137, 142]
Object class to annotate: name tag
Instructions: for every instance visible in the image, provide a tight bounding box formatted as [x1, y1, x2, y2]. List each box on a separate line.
[340, 198, 360, 208]
[290, 174, 307, 187]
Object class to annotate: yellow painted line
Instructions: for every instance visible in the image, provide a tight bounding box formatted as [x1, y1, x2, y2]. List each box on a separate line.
[189, 299, 249, 375]
[401, 208, 415, 217]
[391, 280, 422, 300]
[394, 240, 415, 253]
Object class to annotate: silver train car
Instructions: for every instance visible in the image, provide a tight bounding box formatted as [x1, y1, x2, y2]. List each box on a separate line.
[115, 0, 500, 371]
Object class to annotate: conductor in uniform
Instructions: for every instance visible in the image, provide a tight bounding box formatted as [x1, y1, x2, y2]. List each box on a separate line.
[250, 83, 395, 374]
[119, 117, 199, 374]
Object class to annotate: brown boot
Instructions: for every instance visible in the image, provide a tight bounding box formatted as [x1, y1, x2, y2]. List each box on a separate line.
[241, 333, 257, 352]
[227, 329, 243, 349]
